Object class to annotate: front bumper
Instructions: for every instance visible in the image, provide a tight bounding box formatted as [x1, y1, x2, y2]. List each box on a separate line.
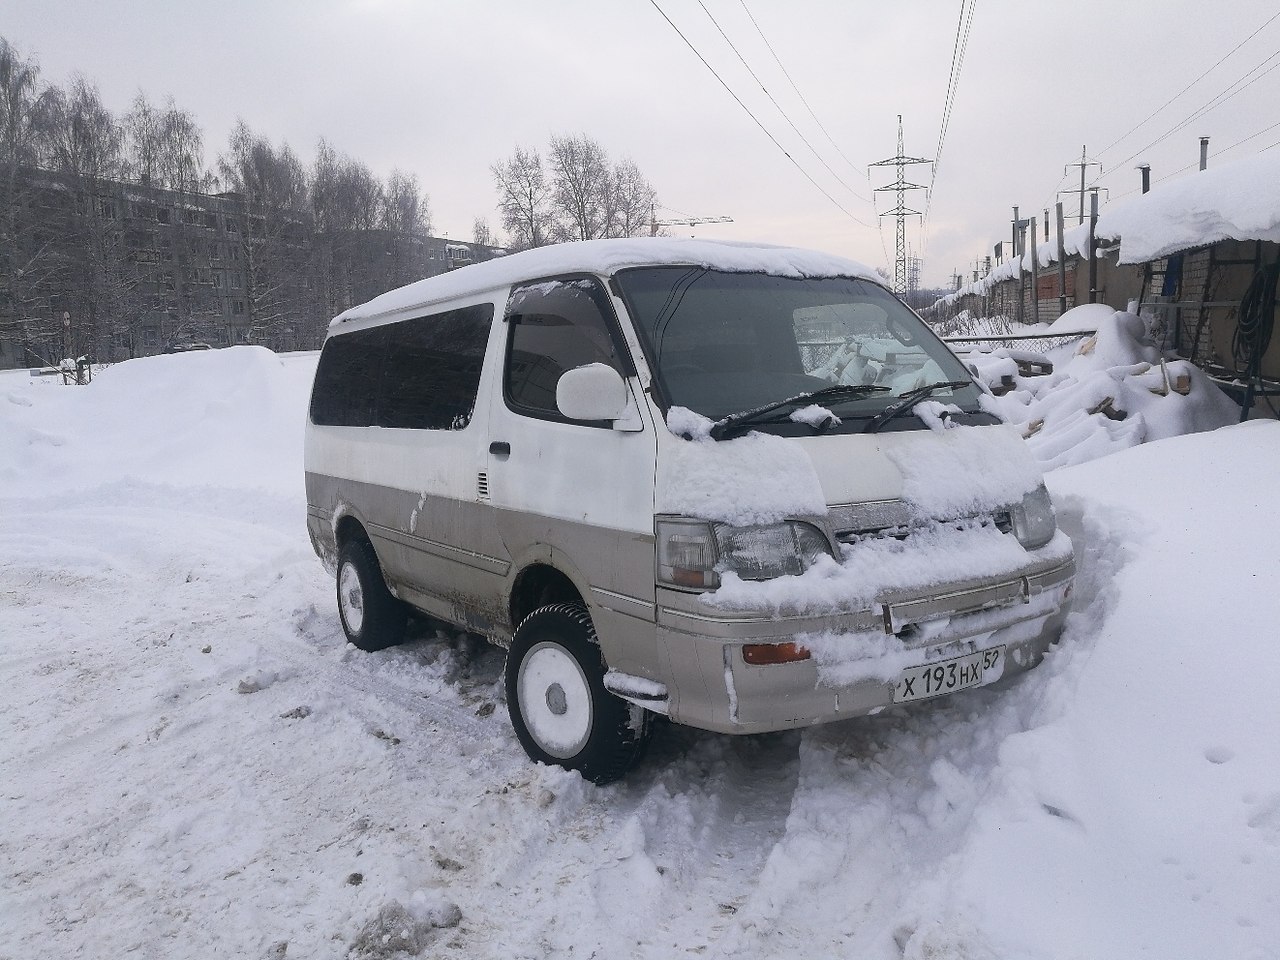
[652, 556, 1074, 734]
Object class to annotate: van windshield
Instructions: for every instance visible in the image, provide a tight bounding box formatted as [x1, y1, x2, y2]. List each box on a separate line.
[613, 267, 986, 432]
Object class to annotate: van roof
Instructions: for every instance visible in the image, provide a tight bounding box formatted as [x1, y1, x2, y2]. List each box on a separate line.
[332, 237, 879, 327]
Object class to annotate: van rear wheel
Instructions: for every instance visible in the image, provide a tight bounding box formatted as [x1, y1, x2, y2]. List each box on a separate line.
[336, 539, 407, 651]
[505, 603, 653, 785]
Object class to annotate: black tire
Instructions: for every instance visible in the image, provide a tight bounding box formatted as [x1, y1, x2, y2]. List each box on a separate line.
[336, 538, 407, 652]
[504, 603, 654, 785]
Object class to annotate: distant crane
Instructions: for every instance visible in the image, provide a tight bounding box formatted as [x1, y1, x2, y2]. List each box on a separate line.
[649, 204, 733, 237]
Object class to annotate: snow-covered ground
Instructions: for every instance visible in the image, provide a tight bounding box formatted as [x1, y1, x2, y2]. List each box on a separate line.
[3, 347, 1278, 959]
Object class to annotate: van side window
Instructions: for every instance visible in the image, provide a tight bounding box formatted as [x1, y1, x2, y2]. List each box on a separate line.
[310, 325, 384, 426]
[379, 304, 493, 430]
[504, 277, 627, 419]
[310, 303, 494, 429]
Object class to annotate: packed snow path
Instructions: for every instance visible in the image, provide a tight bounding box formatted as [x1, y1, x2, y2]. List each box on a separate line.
[2, 349, 1277, 959]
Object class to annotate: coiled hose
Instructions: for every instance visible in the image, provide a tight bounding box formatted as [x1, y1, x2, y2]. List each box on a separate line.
[1233, 260, 1279, 376]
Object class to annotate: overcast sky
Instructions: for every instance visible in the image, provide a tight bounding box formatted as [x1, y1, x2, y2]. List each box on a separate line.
[7, 0, 1279, 288]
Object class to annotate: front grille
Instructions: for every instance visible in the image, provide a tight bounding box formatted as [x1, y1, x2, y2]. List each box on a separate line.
[830, 500, 1013, 546]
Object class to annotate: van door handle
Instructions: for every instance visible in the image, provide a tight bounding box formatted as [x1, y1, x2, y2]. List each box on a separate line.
[489, 441, 511, 456]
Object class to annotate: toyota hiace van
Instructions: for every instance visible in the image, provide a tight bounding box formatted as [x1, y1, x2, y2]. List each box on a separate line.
[305, 238, 1074, 783]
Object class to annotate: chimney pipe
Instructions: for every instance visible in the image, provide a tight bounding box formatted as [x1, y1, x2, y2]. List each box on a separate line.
[1199, 137, 1209, 171]
[1139, 163, 1151, 194]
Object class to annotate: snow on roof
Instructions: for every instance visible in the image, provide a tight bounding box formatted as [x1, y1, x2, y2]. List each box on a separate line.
[934, 221, 1097, 308]
[332, 237, 880, 327]
[933, 150, 1280, 310]
[1094, 150, 1280, 263]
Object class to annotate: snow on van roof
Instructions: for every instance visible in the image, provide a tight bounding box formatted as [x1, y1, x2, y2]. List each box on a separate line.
[331, 237, 880, 327]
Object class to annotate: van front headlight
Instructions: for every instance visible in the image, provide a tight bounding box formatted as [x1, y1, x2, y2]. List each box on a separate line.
[657, 518, 833, 589]
[1011, 484, 1057, 549]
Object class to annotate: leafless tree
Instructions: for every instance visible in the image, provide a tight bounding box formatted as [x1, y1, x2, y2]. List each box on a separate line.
[493, 136, 656, 248]
[382, 169, 430, 237]
[491, 146, 553, 250]
[218, 120, 309, 343]
[0, 38, 60, 362]
[609, 157, 656, 239]
[548, 133, 611, 242]
[46, 76, 123, 183]
[472, 216, 493, 246]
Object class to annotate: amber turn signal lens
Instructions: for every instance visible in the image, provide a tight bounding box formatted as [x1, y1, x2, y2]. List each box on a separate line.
[742, 642, 811, 665]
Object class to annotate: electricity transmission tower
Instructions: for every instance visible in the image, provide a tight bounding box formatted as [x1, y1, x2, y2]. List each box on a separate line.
[870, 117, 932, 297]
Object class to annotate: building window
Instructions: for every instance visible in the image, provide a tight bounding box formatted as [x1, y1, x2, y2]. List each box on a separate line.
[233, 300, 245, 315]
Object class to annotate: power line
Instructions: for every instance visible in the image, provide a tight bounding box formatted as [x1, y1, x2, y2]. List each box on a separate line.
[647, 0, 874, 229]
[736, 0, 866, 179]
[1099, 10, 1280, 158]
[923, 0, 977, 241]
[1106, 47, 1280, 175]
[697, 0, 870, 205]
[1109, 121, 1280, 202]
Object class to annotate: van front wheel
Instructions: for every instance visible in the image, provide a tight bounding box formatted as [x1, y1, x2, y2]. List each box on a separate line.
[505, 603, 653, 785]
[336, 539, 407, 651]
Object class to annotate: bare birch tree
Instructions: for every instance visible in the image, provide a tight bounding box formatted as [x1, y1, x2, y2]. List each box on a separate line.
[493, 135, 656, 248]
[218, 120, 309, 343]
[0, 38, 59, 362]
[548, 133, 611, 241]
[491, 146, 553, 250]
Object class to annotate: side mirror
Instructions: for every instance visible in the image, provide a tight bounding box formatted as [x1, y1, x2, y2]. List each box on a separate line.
[556, 363, 629, 421]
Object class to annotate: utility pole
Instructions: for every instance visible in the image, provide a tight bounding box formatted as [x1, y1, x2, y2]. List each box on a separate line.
[870, 116, 932, 297]
[1011, 206, 1030, 323]
[1061, 146, 1102, 225]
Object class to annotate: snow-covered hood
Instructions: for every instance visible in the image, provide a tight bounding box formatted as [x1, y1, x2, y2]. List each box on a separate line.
[656, 419, 1045, 524]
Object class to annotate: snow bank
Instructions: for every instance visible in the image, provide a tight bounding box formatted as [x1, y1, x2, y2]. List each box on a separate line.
[976, 308, 1239, 469]
[0, 346, 315, 499]
[929, 421, 1280, 960]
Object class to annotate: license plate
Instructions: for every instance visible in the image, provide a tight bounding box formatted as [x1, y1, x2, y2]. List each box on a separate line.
[893, 646, 1003, 703]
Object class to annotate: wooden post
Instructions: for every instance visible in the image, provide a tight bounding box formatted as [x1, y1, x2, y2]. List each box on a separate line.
[1029, 216, 1040, 326]
[1056, 202, 1068, 316]
[1088, 191, 1099, 304]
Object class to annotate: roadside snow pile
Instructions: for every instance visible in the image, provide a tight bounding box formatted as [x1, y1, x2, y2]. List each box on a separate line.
[0, 345, 313, 499]
[969, 306, 1240, 469]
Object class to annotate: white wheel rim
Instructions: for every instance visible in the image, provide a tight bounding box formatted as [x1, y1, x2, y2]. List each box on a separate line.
[339, 561, 365, 634]
[517, 642, 593, 759]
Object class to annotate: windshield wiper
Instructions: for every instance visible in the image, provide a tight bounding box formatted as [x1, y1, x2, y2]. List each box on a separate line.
[708, 383, 890, 440]
[861, 380, 972, 434]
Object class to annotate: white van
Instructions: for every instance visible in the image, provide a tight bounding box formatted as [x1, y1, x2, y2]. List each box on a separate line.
[304, 238, 1074, 783]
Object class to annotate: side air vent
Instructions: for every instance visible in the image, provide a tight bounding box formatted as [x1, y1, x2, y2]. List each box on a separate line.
[477, 472, 490, 501]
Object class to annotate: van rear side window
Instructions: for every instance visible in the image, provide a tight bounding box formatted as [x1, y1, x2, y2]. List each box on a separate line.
[310, 303, 494, 429]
